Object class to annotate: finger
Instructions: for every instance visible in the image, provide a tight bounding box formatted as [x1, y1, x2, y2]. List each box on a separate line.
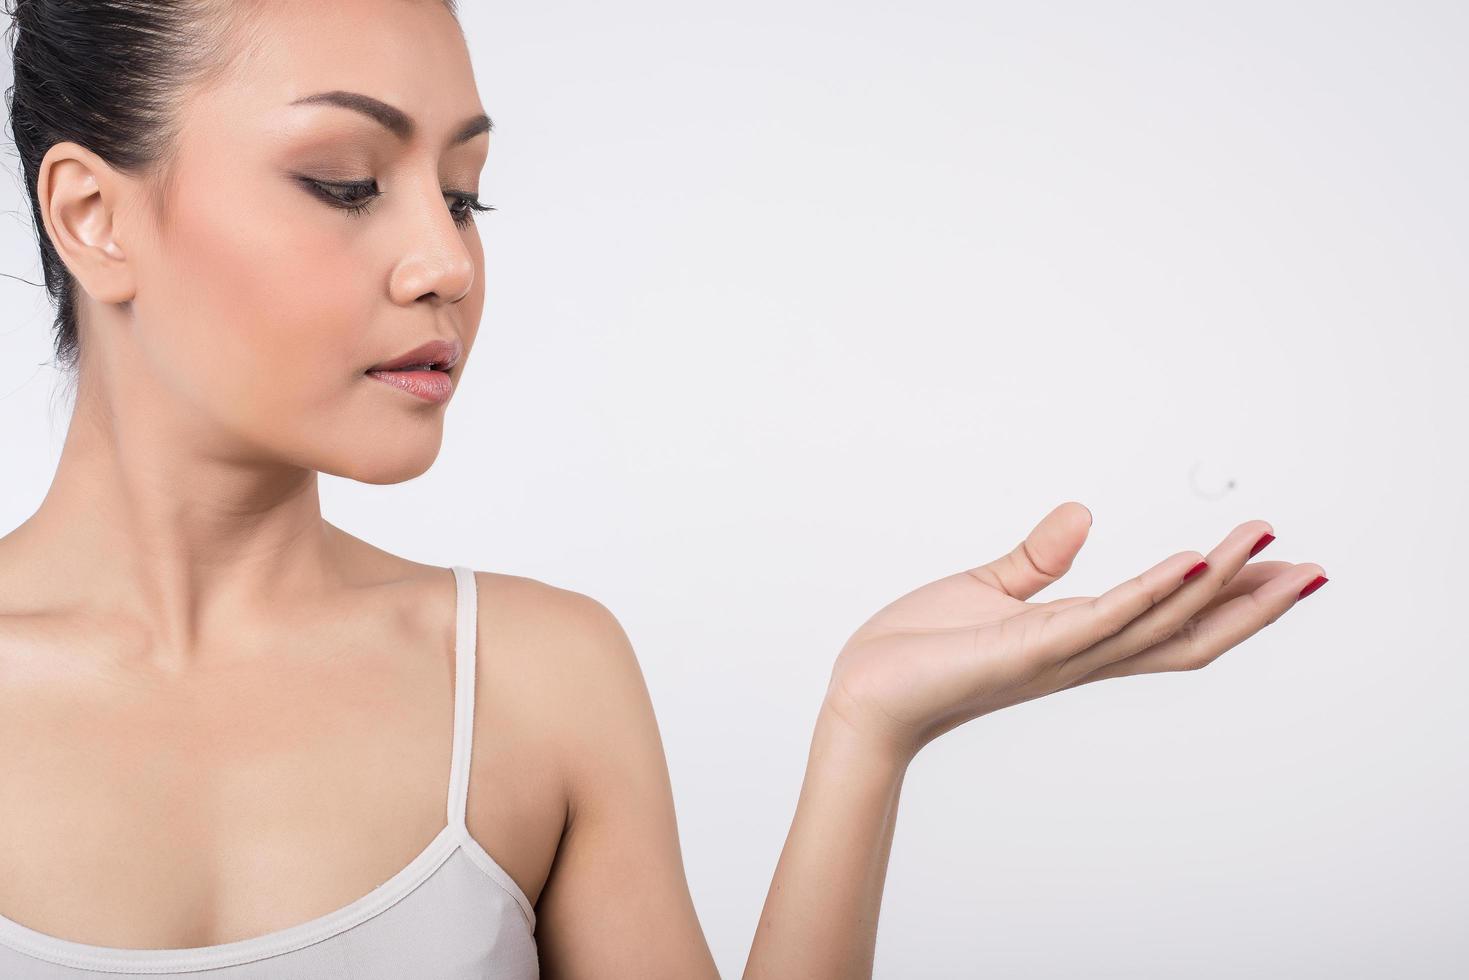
[965, 501, 1093, 602]
[1054, 519, 1275, 683]
[1013, 549, 1205, 670]
[1193, 560, 1294, 618]
[1062, 562, 1325, 683]
[1058, 561, 1293, 689]
[1037, 560, 1292, 624]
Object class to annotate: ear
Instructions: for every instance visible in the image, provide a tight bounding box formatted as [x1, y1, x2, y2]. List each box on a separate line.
[35, 140, 138, 306]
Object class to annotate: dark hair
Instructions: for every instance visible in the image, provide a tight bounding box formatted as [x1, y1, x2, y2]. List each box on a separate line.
[3, 0, 460, 379]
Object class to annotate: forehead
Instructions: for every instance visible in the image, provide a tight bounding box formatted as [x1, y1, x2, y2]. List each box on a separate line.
[197, 0, 482, 143]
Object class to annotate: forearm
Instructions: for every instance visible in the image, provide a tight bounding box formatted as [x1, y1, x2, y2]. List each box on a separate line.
[742, 704, 911, 980]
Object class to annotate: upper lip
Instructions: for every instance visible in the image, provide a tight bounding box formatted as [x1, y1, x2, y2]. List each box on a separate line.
[367, 338, 463, 372]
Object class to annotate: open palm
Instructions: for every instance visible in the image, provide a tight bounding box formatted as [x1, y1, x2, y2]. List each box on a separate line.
[822, 501, 1327, 761]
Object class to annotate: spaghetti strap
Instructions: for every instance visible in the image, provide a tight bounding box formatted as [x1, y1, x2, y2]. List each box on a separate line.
[0, 561, 539, 975]
[446, 564, 478, 830]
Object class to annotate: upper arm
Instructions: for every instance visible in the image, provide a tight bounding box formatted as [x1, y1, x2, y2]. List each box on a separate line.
[532, 588, 720, 980]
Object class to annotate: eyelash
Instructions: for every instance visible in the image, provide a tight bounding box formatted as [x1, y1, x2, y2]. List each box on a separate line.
[302, 177, 495, 228]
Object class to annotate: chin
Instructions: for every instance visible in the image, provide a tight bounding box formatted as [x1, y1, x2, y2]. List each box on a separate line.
[317, 444, 443, 485]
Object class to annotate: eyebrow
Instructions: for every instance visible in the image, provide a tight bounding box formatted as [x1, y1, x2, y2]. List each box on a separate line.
[289, 90, 493, 146]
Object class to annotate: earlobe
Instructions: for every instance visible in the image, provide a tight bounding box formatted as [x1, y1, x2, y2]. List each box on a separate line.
[36, 141, 137, 304]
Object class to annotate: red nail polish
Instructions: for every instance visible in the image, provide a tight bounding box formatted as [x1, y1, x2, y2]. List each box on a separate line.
[1249, 533, 1275, 557]
[1298, 575, 1328, 599]
[1183, 560, 1209, 582]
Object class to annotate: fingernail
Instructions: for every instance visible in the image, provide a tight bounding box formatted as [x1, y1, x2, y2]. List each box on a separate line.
[1249, 533, 1275, 557]
[1298, 575, 1328, 600]
[1183, 560, 1209, 582]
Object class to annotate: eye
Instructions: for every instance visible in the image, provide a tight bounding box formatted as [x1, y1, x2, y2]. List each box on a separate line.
[447, 193, 496, 229]
[300, 176, 495, 228]
[301, 177, 380, 218]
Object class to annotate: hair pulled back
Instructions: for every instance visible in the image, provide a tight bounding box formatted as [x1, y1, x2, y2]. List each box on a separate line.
[2, 0, 259, 376]
[3, 0, 461, 378]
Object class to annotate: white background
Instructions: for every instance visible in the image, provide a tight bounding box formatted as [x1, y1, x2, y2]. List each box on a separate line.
[3, 1, 1465, 976]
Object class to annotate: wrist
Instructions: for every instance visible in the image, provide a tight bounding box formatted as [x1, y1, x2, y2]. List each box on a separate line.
[813, 698, 916, 782]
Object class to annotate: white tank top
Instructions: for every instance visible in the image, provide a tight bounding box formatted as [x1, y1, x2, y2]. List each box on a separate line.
[0, 565, 540, 977]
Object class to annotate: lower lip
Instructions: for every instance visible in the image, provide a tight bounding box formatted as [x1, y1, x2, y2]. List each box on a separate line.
[365, 368, 454, 403]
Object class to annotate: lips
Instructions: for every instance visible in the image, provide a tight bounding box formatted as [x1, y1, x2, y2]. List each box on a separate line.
[366, 366, 454, 403]
[366, 338, 462, 373]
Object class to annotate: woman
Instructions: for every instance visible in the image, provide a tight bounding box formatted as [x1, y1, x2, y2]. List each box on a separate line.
[0, 0, 1327, 977]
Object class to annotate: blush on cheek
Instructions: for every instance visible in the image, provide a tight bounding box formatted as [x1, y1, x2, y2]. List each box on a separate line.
[203, 208, 354, 352]
[146, 195, 374, 435]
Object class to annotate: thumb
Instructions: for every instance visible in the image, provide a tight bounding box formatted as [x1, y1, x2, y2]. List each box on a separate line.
[968, 500, 1092, 600]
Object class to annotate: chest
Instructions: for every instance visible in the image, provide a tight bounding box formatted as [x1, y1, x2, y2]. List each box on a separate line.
[0, 635, 564, 951]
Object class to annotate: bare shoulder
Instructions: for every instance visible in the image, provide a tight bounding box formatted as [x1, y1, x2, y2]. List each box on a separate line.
[461, 570, 680, 920]
[468, 571, 717, 976]
[467, 570, 660, 798]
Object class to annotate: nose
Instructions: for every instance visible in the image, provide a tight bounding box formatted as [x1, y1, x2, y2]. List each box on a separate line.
[388, 180, 477, 307]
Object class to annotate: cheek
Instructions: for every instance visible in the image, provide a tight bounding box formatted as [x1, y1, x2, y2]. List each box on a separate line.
[143, 182, 372, 432]
[460, 234, 486, 347]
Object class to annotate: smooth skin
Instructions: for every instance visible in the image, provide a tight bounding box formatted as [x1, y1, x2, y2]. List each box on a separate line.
[0, 0, 1327, 976]
[743, 505, 1327, 978]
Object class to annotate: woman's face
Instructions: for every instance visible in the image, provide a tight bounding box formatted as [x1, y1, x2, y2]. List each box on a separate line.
[90, 0, 489, 484]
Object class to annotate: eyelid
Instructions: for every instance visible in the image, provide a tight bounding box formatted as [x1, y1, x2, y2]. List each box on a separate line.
[298, 174, 478, 195]
[297, 175, 492, 225]
[297, 174, 375, 192]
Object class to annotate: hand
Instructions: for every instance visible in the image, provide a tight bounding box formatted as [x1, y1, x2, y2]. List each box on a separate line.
[821, 502, 1327, 764]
